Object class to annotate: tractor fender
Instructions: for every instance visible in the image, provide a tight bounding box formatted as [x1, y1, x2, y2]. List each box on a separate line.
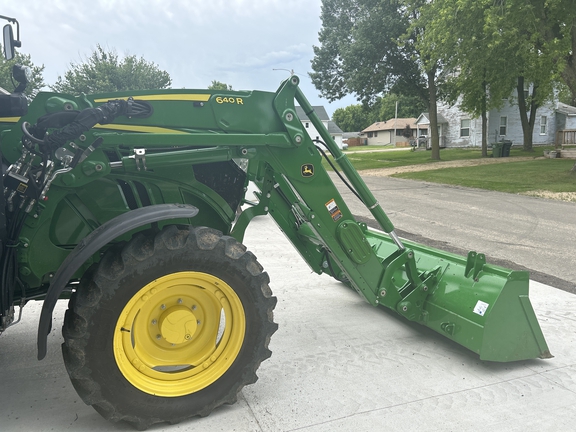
[37, 203, 199, 360]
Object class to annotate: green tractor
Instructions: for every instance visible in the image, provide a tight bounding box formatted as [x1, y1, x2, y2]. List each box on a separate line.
[0, 16, 550, 429]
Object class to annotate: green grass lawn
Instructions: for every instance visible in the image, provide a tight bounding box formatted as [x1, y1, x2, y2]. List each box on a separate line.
[345, 144, 396, 152]
[393, 158, 576, 193]
[341, 146, 552, 170]
[340, 147, 481, 170]
[329, 145, 576, 195]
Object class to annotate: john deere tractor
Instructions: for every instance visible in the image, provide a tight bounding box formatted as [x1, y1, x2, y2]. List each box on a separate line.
[0, 16, 550, 429]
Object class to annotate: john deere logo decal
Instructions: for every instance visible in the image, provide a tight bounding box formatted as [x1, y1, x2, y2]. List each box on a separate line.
[301, 164, 314, 177]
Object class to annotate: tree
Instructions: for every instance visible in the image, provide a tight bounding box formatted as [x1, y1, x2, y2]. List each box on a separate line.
[207, 80, 233, 90]
[406, 0, 450, 161]
[402, 124, 412, 139]
[503, 0, 561, 151]
[561, 25, 576, 106]
[311, 0, 443, 160]
[418, 0, 516, 156]
[0, 44, 45, 98]
[332, 104, 372, 132]
[332, 93, 427, 132]
[50, 45, 171, 94]
[421, 0, 572, 152]
[311, 0, 423, 104]
[523, 0, 576, 107]
[372, 93, 427, 123]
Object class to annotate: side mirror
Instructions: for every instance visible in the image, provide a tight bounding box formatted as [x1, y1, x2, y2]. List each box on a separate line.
[3, 24, 16, 60]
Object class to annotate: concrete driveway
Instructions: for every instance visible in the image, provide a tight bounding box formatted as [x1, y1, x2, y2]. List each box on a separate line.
[1, 207, 575, 431]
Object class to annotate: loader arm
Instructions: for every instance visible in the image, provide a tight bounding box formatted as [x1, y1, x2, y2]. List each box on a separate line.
[230, 76, 551, 362]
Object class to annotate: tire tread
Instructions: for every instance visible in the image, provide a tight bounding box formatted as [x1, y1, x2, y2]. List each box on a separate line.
[62, 225, 277, 430]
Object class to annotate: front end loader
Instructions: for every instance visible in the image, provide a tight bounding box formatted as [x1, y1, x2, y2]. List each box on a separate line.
[0, 17, 550, 430]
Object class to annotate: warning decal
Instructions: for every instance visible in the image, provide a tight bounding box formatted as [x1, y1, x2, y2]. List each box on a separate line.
[325, 199, 343, 222]
[473, 300, 489, 316]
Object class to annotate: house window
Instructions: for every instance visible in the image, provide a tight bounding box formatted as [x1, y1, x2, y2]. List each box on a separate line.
[460, 119, 470, 137]
[374, 132, 378, 137]
[540, 116, 547, 135]
[367, 132, 373, 138]
[499, 117, 507, 136]
[305, 122, 309, 128]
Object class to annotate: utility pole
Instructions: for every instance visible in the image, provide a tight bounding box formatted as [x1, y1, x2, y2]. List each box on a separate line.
[393, 100, 398, 146]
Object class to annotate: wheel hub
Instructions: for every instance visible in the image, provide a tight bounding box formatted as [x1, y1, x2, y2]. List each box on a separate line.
[158, 305, 198, 345]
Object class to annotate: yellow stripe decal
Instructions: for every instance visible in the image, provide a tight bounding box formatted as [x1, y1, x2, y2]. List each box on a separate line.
[0, 117, 187, 134]
[94, 124, 188, 134]
[93, 94, 211, 103]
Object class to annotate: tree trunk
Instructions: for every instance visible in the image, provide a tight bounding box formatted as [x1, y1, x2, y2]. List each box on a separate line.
[516, 76, 539, 151]
[481, 109, 488, 157]
[561, 22, 576, 106]
[427, 69, 440, 160]
[481, 79, 488, 157]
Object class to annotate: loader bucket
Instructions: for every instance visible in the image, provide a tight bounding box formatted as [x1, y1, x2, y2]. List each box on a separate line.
[292, 82, 549, 362]
[364, 228, 551, 362]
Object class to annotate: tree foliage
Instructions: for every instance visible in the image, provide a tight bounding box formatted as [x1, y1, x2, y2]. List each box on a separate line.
[372, 93, 427, 123]
[0, 44, 45, 98]
[499, 0, 566, 151]
[332, 93, 427, 132]
[315, 0, 576, 156]
[311, 0, 442, 159]
[418, 0, 516, 155]
[521, 0, 576, 107]
[311, 0, 425, 105]
[207, 80, 233, 90]
[332, 104, 370, 132]
[419, 0, 576, 152]
[50, 45, 171, 94]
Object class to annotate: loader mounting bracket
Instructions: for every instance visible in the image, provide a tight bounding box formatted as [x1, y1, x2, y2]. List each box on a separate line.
[465, 251, 486, 280]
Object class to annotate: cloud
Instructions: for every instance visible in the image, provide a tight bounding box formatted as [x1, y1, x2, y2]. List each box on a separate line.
[2, 0, 353, 115]
[230, 44, 311, 70]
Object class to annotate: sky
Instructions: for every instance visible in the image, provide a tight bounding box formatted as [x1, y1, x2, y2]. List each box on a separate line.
[2, 0, 359, 117]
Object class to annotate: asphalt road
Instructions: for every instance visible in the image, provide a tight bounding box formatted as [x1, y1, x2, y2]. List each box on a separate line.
[330, 173, 576, 293]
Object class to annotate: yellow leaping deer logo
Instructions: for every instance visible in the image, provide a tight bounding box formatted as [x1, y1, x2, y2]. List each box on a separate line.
[301, 164, 314, 177]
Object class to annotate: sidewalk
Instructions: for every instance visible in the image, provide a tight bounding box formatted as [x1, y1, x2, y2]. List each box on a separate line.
[0, 215, 574, 431]
[345, 146, 412, 154]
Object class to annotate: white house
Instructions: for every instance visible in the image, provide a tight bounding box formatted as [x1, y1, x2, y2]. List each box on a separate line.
[415, 90, 576, 148]
[295, 106, 345, 149]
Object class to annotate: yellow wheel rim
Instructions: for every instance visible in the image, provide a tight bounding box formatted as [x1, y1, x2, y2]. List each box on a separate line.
[113, 271, 246, 397]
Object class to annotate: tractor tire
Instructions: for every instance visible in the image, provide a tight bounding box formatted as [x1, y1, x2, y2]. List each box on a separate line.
[62, 225, 277, 430]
